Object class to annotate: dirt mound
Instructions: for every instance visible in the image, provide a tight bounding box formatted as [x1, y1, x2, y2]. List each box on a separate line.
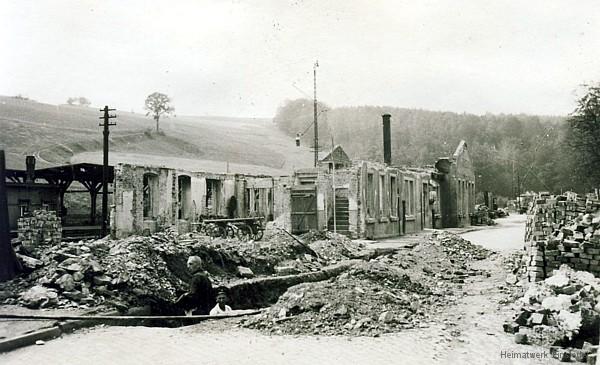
[243, 261, 435, 336]
[243, 231, 492, 336]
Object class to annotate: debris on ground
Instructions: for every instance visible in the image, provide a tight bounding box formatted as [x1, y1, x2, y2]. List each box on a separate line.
[307, 231, 365, 261]
[1, 229, 367, 311]
[244, 232, 490, 336]
[243, 261, 437, 336]
[505, 265, 600, 362]
[431, 231, 493, 261]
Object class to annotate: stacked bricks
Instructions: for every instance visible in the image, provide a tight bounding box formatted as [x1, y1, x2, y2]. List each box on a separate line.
[17, 209, 62, 251]
[523, 192, 600, 281]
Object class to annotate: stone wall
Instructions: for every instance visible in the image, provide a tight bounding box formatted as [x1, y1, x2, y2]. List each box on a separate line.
[17, 209, 62, 252]
[523, 192, 600, 282]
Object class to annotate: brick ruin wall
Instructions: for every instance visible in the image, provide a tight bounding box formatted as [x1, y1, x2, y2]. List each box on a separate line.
[17, 209, 62, 252]
[524, 193, 600, 282]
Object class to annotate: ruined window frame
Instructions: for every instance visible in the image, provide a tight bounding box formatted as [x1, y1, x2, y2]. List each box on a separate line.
[403, 177, 415, 217]
[142, 172, 159, 220]
[378, 172, 386, 218]
[177, 174, 192, 220]
[366, 171, 375, 219]
[390, 174, 398, 220]
[206, 179, 221, 216]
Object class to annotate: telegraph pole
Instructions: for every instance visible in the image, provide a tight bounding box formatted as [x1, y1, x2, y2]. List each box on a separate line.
[99, 106, 116, 237]
[313, 60, 319, 167]
[331, 136, 336, 234]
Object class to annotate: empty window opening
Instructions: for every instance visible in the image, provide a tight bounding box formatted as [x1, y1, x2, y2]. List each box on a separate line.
[390, 176, 397, 216]
[206, 179, 221, 216]
[403, 179, 415, 216]
[178, 175, 192, 220]
[379, 174, 385, 216]
[143, 173, 159, 219]
[367, 173, 374, 218]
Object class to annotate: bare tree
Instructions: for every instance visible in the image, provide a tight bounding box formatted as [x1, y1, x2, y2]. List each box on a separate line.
[144, 92, 175, 133]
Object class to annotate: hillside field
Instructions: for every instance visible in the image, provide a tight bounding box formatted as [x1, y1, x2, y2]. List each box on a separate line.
[0, 96, 313, 174]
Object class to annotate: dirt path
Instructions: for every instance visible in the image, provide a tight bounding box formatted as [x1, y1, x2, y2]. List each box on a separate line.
[1, 221, 565, 364]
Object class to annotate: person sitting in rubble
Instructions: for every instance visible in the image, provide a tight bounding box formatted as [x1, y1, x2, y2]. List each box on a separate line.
[209, 287, 233, 315]
[175, 255, 214, 315]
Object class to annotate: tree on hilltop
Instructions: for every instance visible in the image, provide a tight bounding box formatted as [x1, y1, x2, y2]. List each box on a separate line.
[144, 92, 175, 133]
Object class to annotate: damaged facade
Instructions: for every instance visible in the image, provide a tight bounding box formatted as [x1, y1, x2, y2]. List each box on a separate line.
[281, 114, 476, 239]
[112, 164, 280, 238]
[111, 116, 476, 240]
[283, 157, 444, 239]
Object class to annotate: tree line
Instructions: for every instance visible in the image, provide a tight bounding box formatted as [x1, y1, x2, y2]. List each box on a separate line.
[273, 87, 600, 198]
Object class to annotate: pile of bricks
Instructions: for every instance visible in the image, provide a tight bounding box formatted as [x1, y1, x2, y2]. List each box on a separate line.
[524, 192, 600, 281]
[17, 209, 62, 251]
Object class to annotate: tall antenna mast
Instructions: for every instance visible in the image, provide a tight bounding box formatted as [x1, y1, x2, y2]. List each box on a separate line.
[313, 60, 319, 167]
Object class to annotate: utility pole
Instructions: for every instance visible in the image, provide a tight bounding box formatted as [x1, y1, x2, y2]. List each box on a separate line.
[99, 106, 116, 237]
[331, 136, 336, 234]
[313, 60, 319, 167]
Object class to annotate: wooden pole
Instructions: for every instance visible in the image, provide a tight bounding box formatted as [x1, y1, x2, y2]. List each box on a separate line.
[0, 150, 22, 282]
[99, 106, 116, 237]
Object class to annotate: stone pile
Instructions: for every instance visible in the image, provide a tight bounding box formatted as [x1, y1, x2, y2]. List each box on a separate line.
[17, 209, 62, 252]
[524, 192, 600, 282]
[1, 228, 363, 310]
[2, 236, 189, 309]
[505, 265, 600, 363]
[431, 231, 492, 261]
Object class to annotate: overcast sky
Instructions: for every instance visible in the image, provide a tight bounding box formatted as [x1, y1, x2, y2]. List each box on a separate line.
[2, 0, 600, 117]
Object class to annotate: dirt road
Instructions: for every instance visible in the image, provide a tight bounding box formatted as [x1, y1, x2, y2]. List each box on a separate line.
[1, 217, 564, 365]
[461, 214, 526, 252]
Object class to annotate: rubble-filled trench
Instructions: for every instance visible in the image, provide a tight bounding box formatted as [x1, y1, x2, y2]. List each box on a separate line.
[2, 227, 493, 336]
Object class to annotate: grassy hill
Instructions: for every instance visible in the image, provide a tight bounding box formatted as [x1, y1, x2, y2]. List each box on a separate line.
[0, 96, 313, 174]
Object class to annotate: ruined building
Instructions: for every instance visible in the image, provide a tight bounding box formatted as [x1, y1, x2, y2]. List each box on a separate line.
[111, 164, 283, 238]
[109, 115, 476, 240]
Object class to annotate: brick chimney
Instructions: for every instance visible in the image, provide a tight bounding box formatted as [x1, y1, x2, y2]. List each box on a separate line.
[382, 114, 391, 165]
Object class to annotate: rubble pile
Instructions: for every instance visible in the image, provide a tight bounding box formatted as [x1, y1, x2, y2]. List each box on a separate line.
[244, 232, 488, 336]
[431, 231, 492, 262]
[307, 232, 365, 261]
[2, 234, 191, 310]
[1, 227, 366, 310]
[244, 261, 437, 336]
[17, 209, 62, 252]
[505, 265, 600, 362]
[524, 192, 600, 281]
